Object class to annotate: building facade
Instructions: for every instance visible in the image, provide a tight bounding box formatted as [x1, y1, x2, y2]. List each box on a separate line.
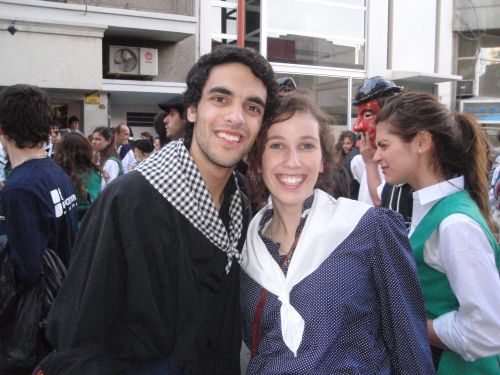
[0, 0, 461, 137]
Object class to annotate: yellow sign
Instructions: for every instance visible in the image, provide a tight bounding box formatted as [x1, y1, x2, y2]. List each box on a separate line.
[85, 93, 100, 105]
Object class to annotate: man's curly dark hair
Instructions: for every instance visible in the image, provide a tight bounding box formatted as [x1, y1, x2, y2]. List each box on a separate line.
[0, 84, 52, 149]
[183, 45, 279, 141]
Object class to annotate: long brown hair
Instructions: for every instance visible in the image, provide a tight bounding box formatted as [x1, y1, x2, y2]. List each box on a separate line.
[54, 132, 103, 201]
[376, 91, 494, 230]
[246, 89, 336, 205]
[92, 126, 119, 167]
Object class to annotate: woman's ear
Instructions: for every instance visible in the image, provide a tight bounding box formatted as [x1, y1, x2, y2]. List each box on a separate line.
[417, 131, 432, 153]
[187, 105, 197, 123]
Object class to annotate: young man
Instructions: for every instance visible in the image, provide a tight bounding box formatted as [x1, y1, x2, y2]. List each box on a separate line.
[114, 123, 136, 172]
[67, 115, 82, 133]
[158, 94, 186, 141]
[0, 84, 77, 287]
[40, 45, 278, 375]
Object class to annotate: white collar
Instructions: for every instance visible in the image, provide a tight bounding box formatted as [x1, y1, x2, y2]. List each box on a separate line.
[412, 176, 464, 206]
[241, 189, 370, 356]
[410, 176, 464, 235]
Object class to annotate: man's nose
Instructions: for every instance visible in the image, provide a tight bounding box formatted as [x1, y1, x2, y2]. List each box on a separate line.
[353, 117, 366, 133]
[224, 105, 244, 126]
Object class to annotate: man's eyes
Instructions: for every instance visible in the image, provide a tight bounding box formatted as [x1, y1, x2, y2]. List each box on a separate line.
[248, 105, 263, 114]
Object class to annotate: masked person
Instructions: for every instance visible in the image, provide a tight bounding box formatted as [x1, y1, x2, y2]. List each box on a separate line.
[37, 45, 279, 375]
[350, 77, 412, 228]
[350, 77, 402, 207]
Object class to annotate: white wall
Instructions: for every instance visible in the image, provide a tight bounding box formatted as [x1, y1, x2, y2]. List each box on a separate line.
[0, 20, 105, 90]
[390, 0, 436, 73]
[366, 0, 389, 77]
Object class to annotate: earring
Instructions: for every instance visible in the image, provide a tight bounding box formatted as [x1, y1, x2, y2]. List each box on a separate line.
[418, 149, 422, 154]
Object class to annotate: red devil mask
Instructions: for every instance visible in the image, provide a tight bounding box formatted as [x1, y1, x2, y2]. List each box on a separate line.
[353, 99, 380, 147]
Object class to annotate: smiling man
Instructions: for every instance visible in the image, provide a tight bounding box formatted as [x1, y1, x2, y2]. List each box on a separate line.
[39, 45, 279, 375]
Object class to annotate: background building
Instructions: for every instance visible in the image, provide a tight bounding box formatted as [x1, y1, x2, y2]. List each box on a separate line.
[454, 0, 500, 148]
[2, 0, 496, 148]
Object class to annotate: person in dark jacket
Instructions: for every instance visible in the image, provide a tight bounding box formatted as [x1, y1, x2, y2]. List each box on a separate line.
[38, 45, 279, 375]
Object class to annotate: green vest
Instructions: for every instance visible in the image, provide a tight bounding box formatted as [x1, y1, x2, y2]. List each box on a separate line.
[109, 155, 124, 176]
[410, 190, 500, 375]
[77, 169, 102, 226]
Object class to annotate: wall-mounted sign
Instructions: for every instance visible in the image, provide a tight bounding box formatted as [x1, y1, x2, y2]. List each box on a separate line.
[85, 93, 100, 105]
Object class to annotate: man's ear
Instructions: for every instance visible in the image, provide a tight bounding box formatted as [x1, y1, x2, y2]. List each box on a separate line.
[187, 105, 197, 123]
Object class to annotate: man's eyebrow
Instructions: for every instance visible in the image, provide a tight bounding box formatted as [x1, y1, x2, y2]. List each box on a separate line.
[207, 86, 266, 108]
[208, 86, 233, 96]
[247, 96, 266, 108]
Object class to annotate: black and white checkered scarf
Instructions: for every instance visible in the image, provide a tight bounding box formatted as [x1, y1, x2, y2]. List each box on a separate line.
[137, 140, 243, 273]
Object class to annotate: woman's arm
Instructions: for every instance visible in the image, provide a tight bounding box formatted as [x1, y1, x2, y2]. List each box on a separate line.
[428, 214, 500, 361]
[372, 209, 436, 373]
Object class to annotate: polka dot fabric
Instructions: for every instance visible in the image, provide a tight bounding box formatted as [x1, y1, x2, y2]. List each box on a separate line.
[241, 205, 435, 374]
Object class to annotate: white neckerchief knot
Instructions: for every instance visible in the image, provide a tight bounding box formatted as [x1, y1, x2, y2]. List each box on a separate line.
[241, 190, 370, 356]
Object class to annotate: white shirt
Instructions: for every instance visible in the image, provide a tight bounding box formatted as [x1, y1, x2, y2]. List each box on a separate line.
[411, 176, 500, 361]
[350, 154, 384, 206]
[119, 148, 136, 173]
[101, 158, 121, 191]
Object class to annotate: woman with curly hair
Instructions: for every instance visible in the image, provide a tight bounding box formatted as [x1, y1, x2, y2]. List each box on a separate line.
[54, 132, 103, 223]
[240, 89, 434, 374]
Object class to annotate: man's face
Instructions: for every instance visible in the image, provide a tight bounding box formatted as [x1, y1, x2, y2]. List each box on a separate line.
[117, 125, 130, 146]
[163, 108, 184, 140]
[50, 127, 61, 144]
[70, 120, 80, 130]
[353, 99, 380, 147]
[188, 62, 267, 172]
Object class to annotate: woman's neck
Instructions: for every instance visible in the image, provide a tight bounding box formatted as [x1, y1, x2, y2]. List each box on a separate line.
[266, 201, 304, 255]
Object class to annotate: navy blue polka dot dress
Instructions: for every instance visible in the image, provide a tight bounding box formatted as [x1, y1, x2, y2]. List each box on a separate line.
[241, 195, 435, 374]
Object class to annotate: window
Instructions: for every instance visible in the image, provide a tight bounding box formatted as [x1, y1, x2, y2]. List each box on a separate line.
[276, 73, 351, 125]
[126, 112, 156, 128]
[266, 0, 365, 69]
[211, 0, 239, 48]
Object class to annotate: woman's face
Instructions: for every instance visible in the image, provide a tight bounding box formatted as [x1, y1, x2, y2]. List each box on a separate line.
[261, 111, 323, 211]
[373, 121, 420, 188]
[342, 137, 353, 155]
[154, 138, 161, 151]
[133, 148, 145, 163]
[91, 132, 111, 153]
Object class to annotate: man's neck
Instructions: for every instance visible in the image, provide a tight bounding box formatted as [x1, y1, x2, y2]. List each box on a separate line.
[8, 144, 46, 168]
[200, 165, 234, 211]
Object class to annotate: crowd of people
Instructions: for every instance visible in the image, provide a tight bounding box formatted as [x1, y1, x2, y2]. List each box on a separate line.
[0, 44, 498, 375]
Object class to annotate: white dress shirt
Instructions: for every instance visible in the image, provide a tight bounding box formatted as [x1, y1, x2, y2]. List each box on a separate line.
[119, 148, 136, 173]
[410, 176, 500, 361]
[350, 154, 384, 206]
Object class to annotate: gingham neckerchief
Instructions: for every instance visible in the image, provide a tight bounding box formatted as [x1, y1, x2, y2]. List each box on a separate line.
[136, 140, 243, 273]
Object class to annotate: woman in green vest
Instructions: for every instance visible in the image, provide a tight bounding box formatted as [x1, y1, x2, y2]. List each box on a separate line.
[91, 126, 123, 190]
[54, 132, 104, 225]
[373, 91, 500, 374]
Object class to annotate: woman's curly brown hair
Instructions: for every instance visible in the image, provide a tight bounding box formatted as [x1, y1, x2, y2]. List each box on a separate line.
[246, 89, 337, 206]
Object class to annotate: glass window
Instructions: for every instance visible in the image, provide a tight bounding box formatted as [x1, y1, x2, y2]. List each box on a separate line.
[457, 59, 476, 80]
[350, 78, 364, 126]
[266, 0, 365, 69]
[478, 39, 500, 98]
[211, 2, 238, 46]
[276, 73, 349, 126]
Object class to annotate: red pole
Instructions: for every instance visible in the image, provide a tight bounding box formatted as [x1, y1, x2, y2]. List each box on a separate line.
[237, 0, 245, 47]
